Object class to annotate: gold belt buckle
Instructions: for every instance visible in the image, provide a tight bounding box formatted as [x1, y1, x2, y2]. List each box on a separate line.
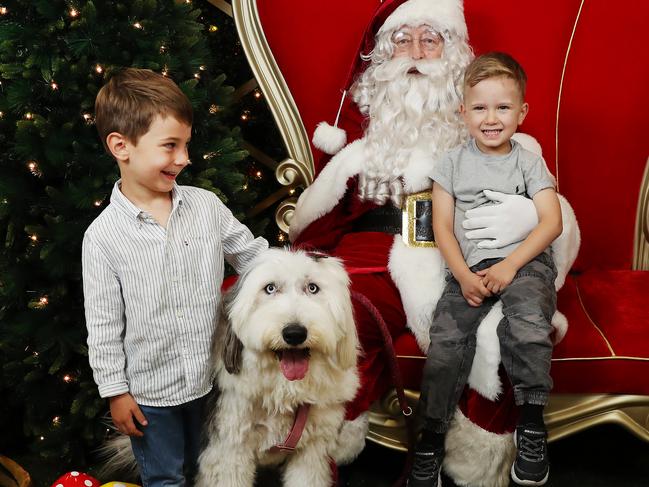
[401, 191, 437, 248]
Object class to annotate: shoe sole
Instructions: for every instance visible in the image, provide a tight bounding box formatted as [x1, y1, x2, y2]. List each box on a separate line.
[510, 462, 549, 486]
[406, 471, 441, 487]
[511, 431, 549, 486]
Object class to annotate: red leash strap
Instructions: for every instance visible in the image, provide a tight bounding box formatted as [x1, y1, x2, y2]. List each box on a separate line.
[351, 291, 412, 417]
[269, 403, 311, 454]
[351, 290, 416, 487]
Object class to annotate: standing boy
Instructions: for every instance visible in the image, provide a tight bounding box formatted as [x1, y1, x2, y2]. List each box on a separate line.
[408, 53, 562, 487]
[83, 68, 268, 486]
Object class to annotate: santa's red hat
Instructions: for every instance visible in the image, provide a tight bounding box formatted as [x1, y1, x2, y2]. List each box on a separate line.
[312, 0, 468, 155]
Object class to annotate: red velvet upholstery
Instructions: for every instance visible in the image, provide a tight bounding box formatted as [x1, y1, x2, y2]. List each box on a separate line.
[256, 0, 649, 404]
[394, 271, 649, 396]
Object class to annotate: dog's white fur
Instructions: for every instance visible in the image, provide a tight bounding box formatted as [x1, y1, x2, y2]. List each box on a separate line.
[196, 248, 360, 487]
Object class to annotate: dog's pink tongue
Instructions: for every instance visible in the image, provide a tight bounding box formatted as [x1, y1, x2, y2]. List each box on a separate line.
[279, 350, 309, 381]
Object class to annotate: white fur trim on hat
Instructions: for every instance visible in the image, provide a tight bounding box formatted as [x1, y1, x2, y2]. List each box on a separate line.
[379, 0, 468, 39]
[313, 121, 347, 155]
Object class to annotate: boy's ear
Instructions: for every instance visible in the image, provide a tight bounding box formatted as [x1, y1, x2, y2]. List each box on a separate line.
[106, 132, 129, 162]
[518, 102, 529, 125]
[459, 103, 466, 115]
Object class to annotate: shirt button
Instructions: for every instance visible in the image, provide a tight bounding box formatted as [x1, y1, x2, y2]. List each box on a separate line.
[176, 311, 184, 318]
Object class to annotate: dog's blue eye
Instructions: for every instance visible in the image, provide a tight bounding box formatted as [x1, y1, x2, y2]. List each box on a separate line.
[307, 283, 319, 294]
[264, 283, 277, 294]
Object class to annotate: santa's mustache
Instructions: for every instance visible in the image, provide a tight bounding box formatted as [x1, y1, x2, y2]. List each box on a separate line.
[372, 57, 446, 82]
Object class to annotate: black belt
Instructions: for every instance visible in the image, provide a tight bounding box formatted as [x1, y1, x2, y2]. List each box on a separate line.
[354, 205, 402, 234]
[353, 200, 435, 245]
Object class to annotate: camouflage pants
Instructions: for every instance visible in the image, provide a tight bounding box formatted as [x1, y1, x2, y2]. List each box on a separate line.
[419, 253, 557, 433]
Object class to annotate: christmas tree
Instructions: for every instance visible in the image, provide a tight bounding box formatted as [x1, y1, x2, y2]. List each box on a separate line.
[0, 0, 278, 465]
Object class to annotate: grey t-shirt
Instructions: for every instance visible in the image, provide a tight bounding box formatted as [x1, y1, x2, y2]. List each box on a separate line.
[432, 138, 555, 267]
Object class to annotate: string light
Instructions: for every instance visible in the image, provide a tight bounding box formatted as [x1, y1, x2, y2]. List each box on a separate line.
[95, 64, 103, 74]
[159, 45, 167, 53]
[69, 8, 78, 18]
[209, 104, 219, 114]
[94, 200, 102, 207]
[193, 72, 200, 79]
[254, 170, 262, 179]
[25, 112, 33, 120]
[254, 90, 262, 99]
[209, 25, 218, 33]
[242, 183, 248, 191]
[39, 296, 49, 306]
[133, 21, 143, 29]
[40, 436, 45, 441]
[0, 7, 8, 15]
[30, 234, 38, 242]
[0, 111, 4, 118]
[27, 160, 39, 174]
[289, 188, 295, 195]
[161, 66, 169, 77]
[63, 374, 73, 383]
[277, 232, 286, 243]
[240, 111, 250, 121]
[33, 351, 39, 357]
[199, 65, 206, 71]
[50, 81, 58, 90]
[83, 113, 94, 124]
[52, 416, 61, 425]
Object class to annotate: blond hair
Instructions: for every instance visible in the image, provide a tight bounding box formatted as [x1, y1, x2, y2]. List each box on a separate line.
[463, 52, 527, 99]
[95, 68, 193, 151]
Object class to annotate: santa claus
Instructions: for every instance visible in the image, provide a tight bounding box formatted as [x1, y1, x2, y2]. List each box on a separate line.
[289, 0, 579, 486]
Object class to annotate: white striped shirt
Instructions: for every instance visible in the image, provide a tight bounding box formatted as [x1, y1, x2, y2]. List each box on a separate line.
[82, 181, 268, 406]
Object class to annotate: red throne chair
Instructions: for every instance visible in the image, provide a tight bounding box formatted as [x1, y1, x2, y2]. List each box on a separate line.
[233, 0, 649, 452]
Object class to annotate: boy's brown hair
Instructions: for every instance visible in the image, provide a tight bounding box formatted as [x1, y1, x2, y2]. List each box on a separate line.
[463, 52, 527, 99]
[95, 68, 193, 151]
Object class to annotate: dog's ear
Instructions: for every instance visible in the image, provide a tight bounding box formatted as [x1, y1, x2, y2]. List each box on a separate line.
[223, 315, 244, 375]
[336, 297, 359, 370]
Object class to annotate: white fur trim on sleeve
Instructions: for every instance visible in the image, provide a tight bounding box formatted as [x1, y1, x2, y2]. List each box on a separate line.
[288, 139, 364, 241]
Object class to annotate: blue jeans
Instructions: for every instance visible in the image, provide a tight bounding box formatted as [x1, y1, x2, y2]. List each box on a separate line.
[130, 395, 207, 487]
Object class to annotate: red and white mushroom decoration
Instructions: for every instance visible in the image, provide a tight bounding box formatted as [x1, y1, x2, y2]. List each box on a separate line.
[50, 471, 100, 487]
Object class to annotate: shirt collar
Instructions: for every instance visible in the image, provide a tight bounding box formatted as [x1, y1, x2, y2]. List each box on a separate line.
[110, 180, 184, 221]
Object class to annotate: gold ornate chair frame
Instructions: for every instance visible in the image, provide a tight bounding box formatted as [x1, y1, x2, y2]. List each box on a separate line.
[231, 0, 649, 450]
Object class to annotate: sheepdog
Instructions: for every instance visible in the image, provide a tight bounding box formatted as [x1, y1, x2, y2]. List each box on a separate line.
[195, 248, 360, 487]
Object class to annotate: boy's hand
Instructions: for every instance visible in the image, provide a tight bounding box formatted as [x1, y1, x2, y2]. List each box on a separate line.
[457, 272, 492, 307]
[109, 393, 147, 437]
[477, 260, 518, 294]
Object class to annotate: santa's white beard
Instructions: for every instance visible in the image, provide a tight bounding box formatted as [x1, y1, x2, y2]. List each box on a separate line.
[356, 57, 466, 206]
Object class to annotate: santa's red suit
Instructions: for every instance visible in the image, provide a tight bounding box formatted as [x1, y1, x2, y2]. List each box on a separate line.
[289, 1, 579, 486]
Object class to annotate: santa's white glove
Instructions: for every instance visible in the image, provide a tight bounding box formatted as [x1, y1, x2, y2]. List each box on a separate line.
[462, 190, 538, 249]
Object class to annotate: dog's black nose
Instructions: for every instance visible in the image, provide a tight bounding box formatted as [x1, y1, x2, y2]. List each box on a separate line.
[282, 323, 307, 345]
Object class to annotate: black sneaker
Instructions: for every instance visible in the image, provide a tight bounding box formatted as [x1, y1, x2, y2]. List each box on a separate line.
[511, 424, 549, 485]
[407, 447, 444, 487]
